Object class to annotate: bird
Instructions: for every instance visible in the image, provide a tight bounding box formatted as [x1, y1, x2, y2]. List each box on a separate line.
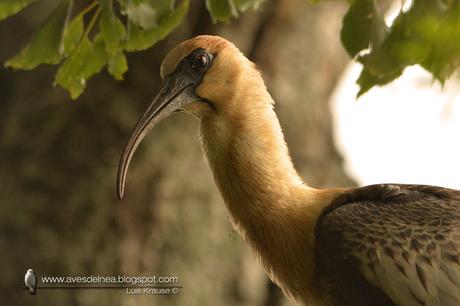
[116, 35, 460, 306]
[24, 268, 36, 295]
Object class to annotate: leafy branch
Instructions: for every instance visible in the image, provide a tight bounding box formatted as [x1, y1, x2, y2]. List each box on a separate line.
[340, 0, 460, 97]
[2, 0, 460, 99]
[1, 0, 261, 99]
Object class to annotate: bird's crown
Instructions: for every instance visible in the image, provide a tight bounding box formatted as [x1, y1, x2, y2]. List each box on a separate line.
[160, 35, 233, 79]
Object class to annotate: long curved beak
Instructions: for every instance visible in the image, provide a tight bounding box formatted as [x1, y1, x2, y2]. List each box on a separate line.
[117, 71, 200, 199]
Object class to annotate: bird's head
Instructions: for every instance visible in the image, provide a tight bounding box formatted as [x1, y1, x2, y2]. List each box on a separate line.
[27, 269, 34, 273]
[117, 35, 264, 199]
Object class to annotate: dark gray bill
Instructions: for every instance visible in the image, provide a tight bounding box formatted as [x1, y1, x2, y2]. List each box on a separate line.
[116, 72, 200, 199]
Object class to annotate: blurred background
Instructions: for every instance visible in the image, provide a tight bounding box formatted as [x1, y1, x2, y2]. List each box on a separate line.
[2, 0, 459, 305]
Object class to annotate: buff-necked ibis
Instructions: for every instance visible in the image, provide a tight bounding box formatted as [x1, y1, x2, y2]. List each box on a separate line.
[116, 36, 460, 306]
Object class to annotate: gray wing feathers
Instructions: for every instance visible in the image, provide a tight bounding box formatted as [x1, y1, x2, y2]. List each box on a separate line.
[318, 184, 460, 306]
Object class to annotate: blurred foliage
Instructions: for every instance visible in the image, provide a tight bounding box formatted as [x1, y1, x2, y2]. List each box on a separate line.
[0, 0, 261, 99]
[3, 0, 459, 98]
[205, 0, 264, 22]
[341, 0, 460, 97]
[0, 0, 38, 21]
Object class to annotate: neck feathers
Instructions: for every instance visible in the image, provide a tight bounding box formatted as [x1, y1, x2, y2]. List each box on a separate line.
[200, 75, 304, 224]
[198, 71, 339, 303]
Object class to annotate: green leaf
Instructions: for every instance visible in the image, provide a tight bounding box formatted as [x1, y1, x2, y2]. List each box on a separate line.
[352, 0, 460, 95]
[63, 15, 84, 57]
[357, 21, 406, 78]
[205, 0, 236, 23]
[420, 5, 460, 83]
[392, 39, 430, 65]
[233, 0, 264, 12]
[108, 50, 128, 80]
[341, 0, 388, 58]
[118, 0, 174, 30]
[124, 0, 189, 52]
[55, 36, 107, 99]
[5, 0, 73, 70]
[356, 65, 403, 98]
[98, 0, 126, 54]
[0, 0, 37, 21]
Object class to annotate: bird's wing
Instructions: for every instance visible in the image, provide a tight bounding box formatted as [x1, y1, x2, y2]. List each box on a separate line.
[25, 273, 36, 287]
[315, 184, 460, 306]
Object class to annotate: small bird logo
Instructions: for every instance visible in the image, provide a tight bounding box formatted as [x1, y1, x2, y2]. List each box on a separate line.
[24, 269, 37, 295]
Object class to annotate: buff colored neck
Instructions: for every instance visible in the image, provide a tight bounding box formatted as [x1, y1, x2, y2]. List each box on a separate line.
[200, 88, 306, 231]
[197, 76, 341, 305]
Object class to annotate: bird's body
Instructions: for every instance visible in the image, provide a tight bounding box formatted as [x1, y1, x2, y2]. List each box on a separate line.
[25, 269, 36, 295]
[317, 184, 460, 306]
[117, 36, 460, 306]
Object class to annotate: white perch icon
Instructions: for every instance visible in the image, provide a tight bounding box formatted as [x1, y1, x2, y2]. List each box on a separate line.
[24, 269, 36, 295]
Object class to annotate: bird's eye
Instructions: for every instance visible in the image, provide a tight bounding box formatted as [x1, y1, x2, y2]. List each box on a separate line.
[191, 53, 209, 70]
